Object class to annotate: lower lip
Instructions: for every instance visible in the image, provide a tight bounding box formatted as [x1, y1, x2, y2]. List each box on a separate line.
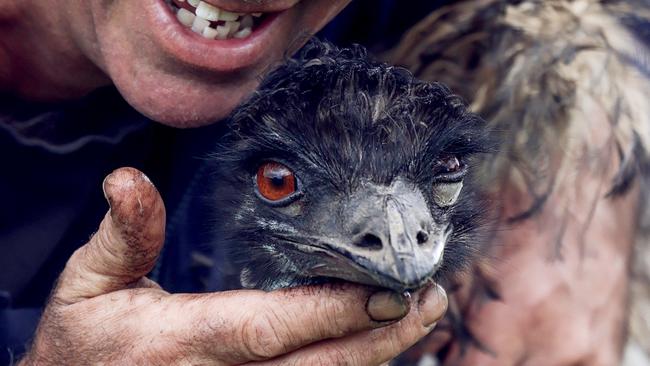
[145, 0, 287, 72]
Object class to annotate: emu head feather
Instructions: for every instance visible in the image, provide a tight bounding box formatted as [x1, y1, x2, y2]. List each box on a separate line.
[207, 40, 493, 292]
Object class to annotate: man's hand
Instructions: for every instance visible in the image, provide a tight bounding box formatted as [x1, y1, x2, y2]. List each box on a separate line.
[20, 167, 447, 366]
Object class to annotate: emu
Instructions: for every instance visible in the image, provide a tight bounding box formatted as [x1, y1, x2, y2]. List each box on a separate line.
[202, 40, 493, 293]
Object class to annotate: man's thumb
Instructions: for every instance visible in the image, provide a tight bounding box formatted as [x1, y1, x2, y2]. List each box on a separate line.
[53, 167, 166, 305]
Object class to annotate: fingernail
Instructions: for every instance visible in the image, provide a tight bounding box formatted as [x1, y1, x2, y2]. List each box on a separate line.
[366, 291, 409, 322]
[419, 284, 448, 328]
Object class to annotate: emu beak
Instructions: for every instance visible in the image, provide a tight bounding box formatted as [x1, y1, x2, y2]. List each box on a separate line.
[308, 179, 448, 292]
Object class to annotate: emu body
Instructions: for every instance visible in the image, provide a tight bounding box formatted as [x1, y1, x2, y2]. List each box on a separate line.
[203, 41, 492, 292]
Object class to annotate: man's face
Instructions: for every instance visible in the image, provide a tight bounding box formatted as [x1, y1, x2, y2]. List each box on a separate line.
[68, 0, 350, 127]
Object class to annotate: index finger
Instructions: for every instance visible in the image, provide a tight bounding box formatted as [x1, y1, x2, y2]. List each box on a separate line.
[167, 283, 413, 364]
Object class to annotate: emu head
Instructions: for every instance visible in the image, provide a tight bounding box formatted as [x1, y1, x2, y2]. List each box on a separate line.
[208, 41, 492, 292]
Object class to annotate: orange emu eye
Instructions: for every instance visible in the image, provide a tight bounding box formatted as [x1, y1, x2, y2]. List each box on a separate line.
[256, 162, 297, 201]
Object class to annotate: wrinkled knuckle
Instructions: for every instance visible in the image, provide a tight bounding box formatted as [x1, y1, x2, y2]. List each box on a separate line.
[368, 326, 414, 358]
[67, 246, 85, 264]
[389, 331, 409, 352]
[48, 292, 73, 308]
[239, 310, 291, 359]
[63, 247, 88, 275]
[43, 299, 79, 325]
[322, 345, 359, 365]
[316, 297, 349, 336]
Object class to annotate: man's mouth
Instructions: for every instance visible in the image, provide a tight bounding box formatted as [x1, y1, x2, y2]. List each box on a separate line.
[166, 0, 270, 40]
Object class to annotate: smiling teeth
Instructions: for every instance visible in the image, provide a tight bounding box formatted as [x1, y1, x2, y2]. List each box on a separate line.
[171, 0, 259, 40]
[196, 1, 220, 21]
[176, 8, 195, 27]
[225, 21, 240, 36]
[202, 26, 219, 39]
[233, 27, 252, 39]
[219, 9, 239, 21]
[191, 16, 210, 33]
[215, 24, 230, 39]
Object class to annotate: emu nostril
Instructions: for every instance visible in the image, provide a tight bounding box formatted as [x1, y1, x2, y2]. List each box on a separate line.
[354, 233, 384, 250]
[416, 231, 429, 245]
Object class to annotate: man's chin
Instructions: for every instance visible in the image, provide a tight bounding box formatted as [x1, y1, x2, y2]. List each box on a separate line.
[117, 79, 259, 128]
[136, 104, 231, 128]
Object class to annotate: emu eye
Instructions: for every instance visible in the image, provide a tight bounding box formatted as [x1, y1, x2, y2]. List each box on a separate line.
[432, 154, 466, 207]
[434, 154, 467, 181]
[256, 162, 297, 202]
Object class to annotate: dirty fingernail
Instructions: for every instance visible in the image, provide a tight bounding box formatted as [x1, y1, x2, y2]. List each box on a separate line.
[367, 291, 409, 322]
[419, 283, 448, 327]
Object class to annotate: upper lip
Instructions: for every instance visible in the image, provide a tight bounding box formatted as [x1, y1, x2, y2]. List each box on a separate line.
[195, 0, 301, 13]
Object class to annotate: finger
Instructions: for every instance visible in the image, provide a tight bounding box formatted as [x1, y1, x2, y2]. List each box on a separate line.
[169, 283, 412, 364]
[248, 284, 448, 366]
[54, 167, 166, 305]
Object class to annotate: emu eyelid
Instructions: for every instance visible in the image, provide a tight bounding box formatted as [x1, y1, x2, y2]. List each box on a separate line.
[432, 181, 464, 207]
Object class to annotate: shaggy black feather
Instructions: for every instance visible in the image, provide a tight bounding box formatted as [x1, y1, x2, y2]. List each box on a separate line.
[202, 39, 495, 291]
